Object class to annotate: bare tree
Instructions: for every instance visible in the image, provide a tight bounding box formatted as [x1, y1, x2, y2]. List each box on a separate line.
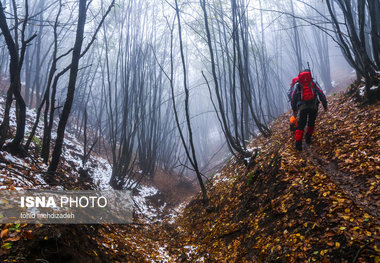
[45, 0, 114, 173]
[326, 0, 380, 100]
[172, 0, 209, 205]
[0, 0, 36, 154]
[199, 0, 271, 163]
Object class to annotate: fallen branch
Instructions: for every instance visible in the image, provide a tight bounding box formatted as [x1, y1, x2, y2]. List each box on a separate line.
[353, 241, 372, 263]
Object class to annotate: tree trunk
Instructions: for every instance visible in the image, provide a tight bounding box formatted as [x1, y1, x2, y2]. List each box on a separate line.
[48, 0, 87, 173]
[174, 0, 208, 206]
[0, 1, 27, 154]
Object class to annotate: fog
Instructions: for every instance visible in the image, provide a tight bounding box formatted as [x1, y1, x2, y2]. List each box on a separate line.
[0, 0, 364, 189]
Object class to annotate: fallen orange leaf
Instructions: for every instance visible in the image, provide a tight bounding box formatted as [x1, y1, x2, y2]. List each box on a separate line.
[1, 229, 9, 239]
[5, 236, 20, 242]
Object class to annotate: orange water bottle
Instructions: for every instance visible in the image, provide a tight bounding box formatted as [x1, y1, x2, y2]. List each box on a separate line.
[290, 116, 298, 131]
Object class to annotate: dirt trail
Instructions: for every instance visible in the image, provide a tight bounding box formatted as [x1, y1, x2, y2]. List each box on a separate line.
[305, 145, 380, 222]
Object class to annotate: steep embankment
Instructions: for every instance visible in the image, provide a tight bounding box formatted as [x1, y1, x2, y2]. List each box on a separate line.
[163, 92, 379, 262]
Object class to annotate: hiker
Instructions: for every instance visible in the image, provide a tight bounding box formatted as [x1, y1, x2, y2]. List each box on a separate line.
[290, 69, 327, 151]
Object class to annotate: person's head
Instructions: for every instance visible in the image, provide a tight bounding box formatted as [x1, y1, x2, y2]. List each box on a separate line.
[292, 77, 299, 85]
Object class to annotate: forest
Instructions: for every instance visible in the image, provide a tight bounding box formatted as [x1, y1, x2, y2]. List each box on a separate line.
[0, 0, 379, 262]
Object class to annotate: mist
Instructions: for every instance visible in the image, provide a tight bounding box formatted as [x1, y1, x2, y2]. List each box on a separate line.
[0, 0, 372, 189]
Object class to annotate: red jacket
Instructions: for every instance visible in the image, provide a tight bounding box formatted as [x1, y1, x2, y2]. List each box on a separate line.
[291, 72, 327, 112]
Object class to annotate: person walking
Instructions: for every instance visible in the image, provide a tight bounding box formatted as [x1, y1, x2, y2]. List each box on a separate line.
[290, 69, 328, 151]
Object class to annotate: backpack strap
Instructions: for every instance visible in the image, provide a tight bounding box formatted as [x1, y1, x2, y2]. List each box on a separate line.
[299, 83, 303, 101]
[309, 81, 315, 100]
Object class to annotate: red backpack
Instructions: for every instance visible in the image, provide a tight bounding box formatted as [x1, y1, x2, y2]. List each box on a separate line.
[298, 71, 315, 103]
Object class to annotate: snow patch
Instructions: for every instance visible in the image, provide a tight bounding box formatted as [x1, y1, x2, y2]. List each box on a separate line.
[359, 86, 365, 96]
[213, 172, 231, 184]
[359, 85, 379, 96]
[91, 157, 113, 190]
[133, 185, 165, 222]
[3, 152, 27, 166]
[247, 146, 262, 153]
[155, 244, 172, 262]
[183, 245, 206, 261]
[167, 202, 187, 224]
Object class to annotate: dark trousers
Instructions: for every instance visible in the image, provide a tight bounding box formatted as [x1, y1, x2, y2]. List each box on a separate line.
[295, 107, 318, 142]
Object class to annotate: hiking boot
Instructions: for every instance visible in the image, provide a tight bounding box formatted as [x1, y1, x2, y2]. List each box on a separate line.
[295, 141, 302, 151]
[305, 134, 312, 144]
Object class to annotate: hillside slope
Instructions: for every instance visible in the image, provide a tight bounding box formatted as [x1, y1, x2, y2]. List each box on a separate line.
[1, 91, 379, 262]
[163, 92, 379, 262]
